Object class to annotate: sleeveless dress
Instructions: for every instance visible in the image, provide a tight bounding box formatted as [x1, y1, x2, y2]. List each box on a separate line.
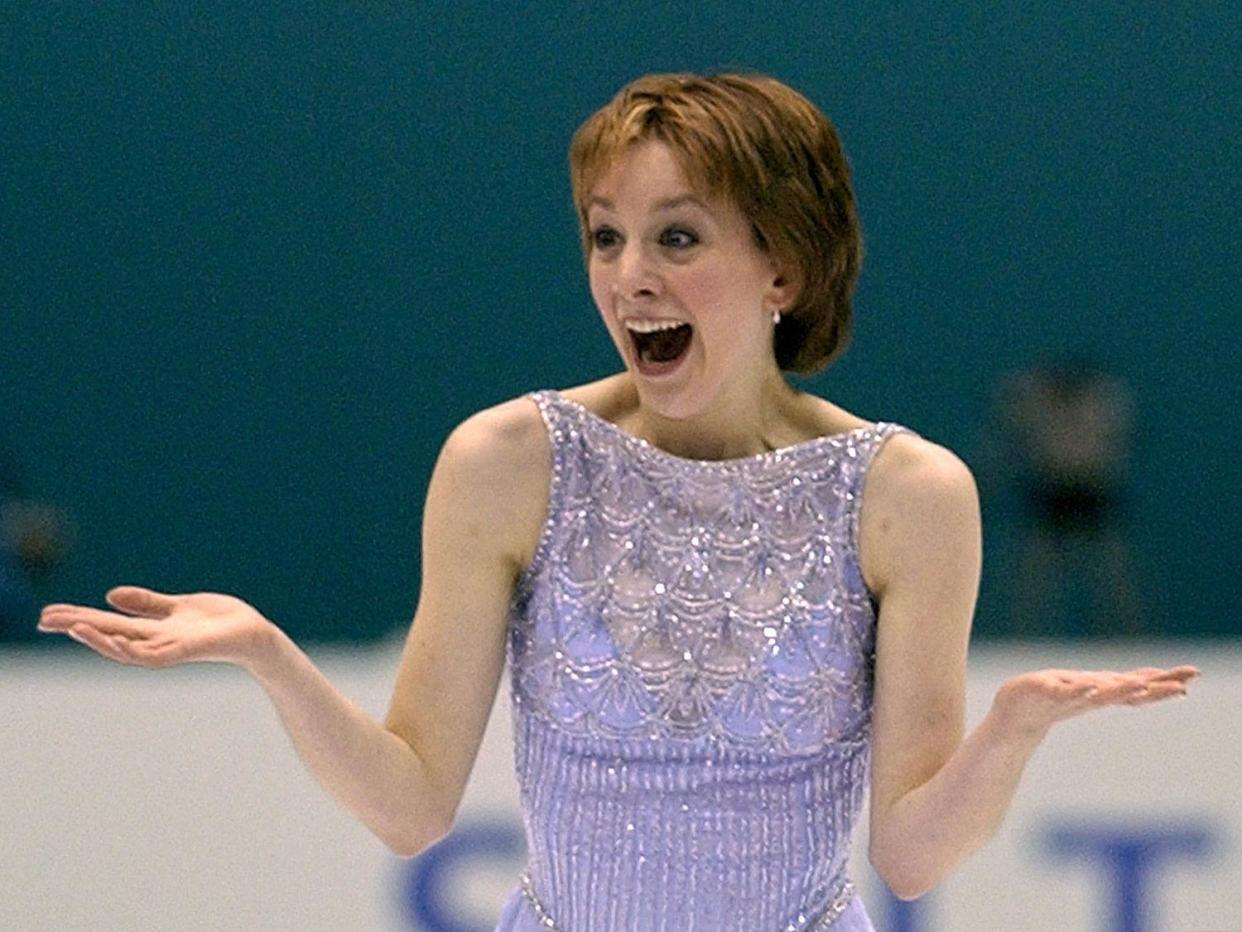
[495, 389, 916, 931]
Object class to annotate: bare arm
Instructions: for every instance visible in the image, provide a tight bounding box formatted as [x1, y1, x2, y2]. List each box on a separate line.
[382, 397, 551, 830]
[38, 398, 549, 858]
[861, 435, 1197, 900]
[243, 625, 449, 856]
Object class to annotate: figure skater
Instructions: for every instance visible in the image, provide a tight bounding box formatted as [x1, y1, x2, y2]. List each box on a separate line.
[38, 72, 1197, 931]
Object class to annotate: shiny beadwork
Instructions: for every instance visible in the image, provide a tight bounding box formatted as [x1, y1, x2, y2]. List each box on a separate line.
[500, 389, 915, 931]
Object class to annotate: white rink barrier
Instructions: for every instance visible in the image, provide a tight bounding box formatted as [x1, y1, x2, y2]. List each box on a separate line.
[3, 639, 1238, 932]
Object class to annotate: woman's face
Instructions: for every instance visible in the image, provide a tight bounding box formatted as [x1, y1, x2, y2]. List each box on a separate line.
[586, 139, 792, 420]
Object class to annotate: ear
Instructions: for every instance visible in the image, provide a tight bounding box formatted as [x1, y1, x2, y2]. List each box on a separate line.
[766, 261, 801, 312]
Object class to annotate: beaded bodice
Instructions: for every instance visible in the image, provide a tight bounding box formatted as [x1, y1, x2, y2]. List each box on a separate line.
[502, 389, 914, 931]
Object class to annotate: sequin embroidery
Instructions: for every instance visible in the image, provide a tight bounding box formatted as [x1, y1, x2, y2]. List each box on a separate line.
[501, 389, 916, 931]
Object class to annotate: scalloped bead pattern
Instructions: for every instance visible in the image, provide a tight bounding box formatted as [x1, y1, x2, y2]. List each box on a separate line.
[498, 389, 916, 931]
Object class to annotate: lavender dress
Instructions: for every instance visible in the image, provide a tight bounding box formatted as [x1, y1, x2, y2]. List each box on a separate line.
[495, 389, 915, 931]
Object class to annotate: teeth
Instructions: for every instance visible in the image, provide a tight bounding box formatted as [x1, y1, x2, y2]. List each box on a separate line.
[624, 319, 690, 334]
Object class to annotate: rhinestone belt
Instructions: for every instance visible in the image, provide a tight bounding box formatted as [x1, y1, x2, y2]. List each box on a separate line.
[518, 869, 856, 930]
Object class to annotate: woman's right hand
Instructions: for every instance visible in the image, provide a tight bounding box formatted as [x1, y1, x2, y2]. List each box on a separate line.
[38, 586, 276, 671]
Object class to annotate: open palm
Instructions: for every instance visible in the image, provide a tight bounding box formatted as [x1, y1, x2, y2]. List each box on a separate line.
[38, 586, 273, 670]
[992, 665, 1199, 739]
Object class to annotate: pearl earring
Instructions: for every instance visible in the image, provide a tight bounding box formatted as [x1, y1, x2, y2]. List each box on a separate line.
[772, 309, 781, 325]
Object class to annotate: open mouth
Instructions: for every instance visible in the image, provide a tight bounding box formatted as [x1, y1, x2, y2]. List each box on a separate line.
[628, 323, 693, 367]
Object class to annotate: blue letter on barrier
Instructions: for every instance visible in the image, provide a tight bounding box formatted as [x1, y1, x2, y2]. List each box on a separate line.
[401, 820, 525, 932]
[882, 887, 929, 932]
[1045, 821, 1213, 932]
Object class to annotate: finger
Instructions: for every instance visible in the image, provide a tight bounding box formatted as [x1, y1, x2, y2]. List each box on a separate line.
[66, 624, 137, 666]
[1114, 668, 1198, 689]
[37, 605, 73, 631]
[1122, 683, 1188, 705]
[39, 605, 141, 636]
[1103, 676, 1188, 705]
[1117, 666, 1199, 682]
[1151, 666, 1200, 682]
[1041, 669, 1083, 681]
[37, 605, 89, 632]
[39, 605, 157, 640]
[105, 586, 180, 619]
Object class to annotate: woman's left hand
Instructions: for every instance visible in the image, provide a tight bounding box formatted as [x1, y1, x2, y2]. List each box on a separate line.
[990, 665, 1200, 740]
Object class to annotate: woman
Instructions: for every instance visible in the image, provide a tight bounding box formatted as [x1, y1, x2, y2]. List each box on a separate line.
[38, 73, 1197, 930]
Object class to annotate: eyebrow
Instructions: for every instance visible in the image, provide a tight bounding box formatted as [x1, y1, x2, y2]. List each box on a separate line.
[588, 193, 711, 213]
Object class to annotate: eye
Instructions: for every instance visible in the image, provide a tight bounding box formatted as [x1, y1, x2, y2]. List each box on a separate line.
[659, 227, 698, 249]
[590, 226, 621, 250]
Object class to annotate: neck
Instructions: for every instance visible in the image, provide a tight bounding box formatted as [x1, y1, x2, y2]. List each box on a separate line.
[619, 366, 802, 461]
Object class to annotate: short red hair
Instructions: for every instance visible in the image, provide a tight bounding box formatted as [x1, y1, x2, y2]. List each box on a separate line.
[569, 72, 863, 375]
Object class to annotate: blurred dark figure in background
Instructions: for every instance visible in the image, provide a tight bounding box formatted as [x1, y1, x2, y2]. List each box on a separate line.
[984, 354, 1146, 638]
[0, 441, 74, 641]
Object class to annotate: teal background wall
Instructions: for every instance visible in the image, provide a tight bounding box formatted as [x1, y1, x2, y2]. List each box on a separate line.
[3, 4, 1237, 641]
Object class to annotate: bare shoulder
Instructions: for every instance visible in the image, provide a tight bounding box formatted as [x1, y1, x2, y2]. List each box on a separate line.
[858, 431, 981, 597]
[559, 373, 634, 422]
[444, 395, 547, 465]
[438, 395, 552, 574]
[798, 392, 873, 437]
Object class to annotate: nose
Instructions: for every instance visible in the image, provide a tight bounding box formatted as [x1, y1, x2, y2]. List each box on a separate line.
[615, 241, 660, 300]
